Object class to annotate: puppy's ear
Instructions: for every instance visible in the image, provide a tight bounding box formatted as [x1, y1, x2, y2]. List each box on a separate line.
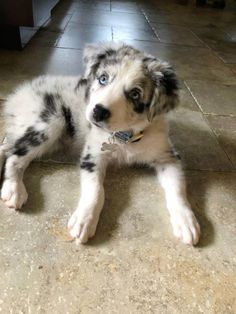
[145, 57, 180, 121]
[83, 43, 120, 77]
[83, 44, 105, 77]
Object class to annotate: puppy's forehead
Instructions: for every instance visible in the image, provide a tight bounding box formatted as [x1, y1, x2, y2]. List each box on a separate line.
[101, 55, 148, 84]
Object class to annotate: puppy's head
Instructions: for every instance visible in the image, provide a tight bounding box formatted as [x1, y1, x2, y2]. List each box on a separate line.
[83, 43, 179, 132]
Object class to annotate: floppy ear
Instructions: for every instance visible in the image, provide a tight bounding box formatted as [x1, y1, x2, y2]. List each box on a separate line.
[83, 44, 106, 77]
[145, 57, 180, 121]
[83, 43, 123, 77]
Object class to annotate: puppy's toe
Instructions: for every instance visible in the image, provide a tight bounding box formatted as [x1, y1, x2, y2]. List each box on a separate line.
[171, 210, 200, 246]
[1, 180, 28, 209]
[68, 212, 97, 244]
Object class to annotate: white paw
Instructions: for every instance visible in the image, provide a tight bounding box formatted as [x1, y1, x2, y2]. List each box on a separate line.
[1, 179, 28, 209]
[68, 210, 98, 244]
[171, 209, 200, 245]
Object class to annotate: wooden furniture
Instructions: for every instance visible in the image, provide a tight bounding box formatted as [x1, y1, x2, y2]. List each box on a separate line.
[0, 0, 59, 49]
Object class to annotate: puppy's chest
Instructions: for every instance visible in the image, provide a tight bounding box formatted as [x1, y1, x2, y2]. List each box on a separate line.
[107, 140, 156, 165]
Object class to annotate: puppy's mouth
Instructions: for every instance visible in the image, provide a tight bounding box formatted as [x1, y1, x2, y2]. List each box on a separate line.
[92, 121, 102, 128]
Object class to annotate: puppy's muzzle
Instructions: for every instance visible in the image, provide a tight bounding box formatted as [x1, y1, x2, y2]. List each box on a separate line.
[93, 104, 111, 122]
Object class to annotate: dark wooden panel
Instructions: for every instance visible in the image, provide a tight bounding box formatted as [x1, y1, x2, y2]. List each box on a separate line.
[0, 0, 33, 27]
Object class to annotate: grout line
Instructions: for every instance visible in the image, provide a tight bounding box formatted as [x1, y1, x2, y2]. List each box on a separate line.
[202, 114, 235, 169]
[184, 81, 205, 113]
[203, 113, 236, 118]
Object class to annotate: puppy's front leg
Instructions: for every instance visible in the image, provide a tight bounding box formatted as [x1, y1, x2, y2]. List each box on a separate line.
[157, 162, 200, 245]
[68, 150, 108, 244]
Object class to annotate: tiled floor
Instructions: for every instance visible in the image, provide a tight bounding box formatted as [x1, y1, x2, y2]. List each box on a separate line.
[0, 0, 236, 313]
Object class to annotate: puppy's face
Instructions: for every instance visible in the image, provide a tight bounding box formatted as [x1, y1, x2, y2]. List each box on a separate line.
[84, 43, 179, 133]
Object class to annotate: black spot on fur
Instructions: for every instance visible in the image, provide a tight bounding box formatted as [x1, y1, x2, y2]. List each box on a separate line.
[80, 161, 95, 172]
[124, 90, 146, 114]
[40, 93, 57, 122]
[160, 68, 179, 96]
[13, 126, 48, 156]
[83, 153, 91, 161]
[61, 106, 75, 137]
[75, 78, 88, 91]
[105, 48, 116, 56]
[85, 84, 90, 101]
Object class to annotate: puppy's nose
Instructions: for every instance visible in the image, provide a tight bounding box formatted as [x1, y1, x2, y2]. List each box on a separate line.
[93, 104, 110, 122]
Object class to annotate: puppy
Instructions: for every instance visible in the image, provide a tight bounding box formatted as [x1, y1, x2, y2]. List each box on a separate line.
[0, 42, 200, 245]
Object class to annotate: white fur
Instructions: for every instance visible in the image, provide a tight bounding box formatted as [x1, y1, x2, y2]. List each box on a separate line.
[0, 43, 200, 245]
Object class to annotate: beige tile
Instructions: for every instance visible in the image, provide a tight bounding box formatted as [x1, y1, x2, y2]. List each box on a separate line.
[222, 24, 236, 41]
[228, 63, 236, 75]
[206, 115, 236, 168]
[70, 10, 151, 30]
[0, 163, 236, 313]
[52, 0, 110, 15]
[191, 26, 236, 64]
[57, 23, 112, 49]
[124, 40, 236, 82]
[185, 80, 236, 115]
[42, 13, 72, 33]
[143, 9, 189, 26]
[111, 1, 141, 13]
[0, 46, 83, 99]
[168, 108, 233, 170]
[210, 41, 236, 64]
[191, 25, 231, 43]
[113, 25, 158, 41]
[28, 30, 62, 47]
[180, 84, 200, 112]
[151, 23, 204, 46]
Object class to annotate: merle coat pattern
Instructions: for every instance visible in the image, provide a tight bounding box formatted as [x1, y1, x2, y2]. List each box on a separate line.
[0, 43, 200, 245]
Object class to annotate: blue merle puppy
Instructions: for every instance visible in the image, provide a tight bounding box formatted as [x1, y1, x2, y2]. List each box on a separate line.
[0, 42, 200, 245]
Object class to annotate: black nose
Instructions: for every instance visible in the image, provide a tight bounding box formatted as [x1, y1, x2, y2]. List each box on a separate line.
[93, 104, 111, 122]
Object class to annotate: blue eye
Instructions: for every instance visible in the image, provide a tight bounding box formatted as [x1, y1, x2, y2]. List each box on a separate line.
[98, 74, 108, 85]
[129, 89, 141, 100]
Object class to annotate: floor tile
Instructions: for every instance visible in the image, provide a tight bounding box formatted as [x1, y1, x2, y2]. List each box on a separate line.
[222, 24, 236, 41]
[124, 40, 236, 82]
[57, 23, 112, 49]
[41, 13, 72, 33]
[52, 0, 110, 15]
[28, 30, 62, 47]
[113, 25, 158, 41]
[70, 10, 151, 29]
[0, 47, 83, 99]
[144, 10, 188, 26]
[227, 63, 236, 75]
[185, 80, 236, 115]
[180, 84, 200, 112]
[168, 108, 233, 170]
[191, 25, 232, 46]
[206, 115, 236, 168]
[191, 26, 236, 64]
[0, 163, 236, 313]
[111, 1, 141, 13]
[209, 41, 236, 64]
[151, 23, 204, 46]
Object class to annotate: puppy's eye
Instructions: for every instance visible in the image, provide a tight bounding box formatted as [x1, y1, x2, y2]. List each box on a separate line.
[98, 74, 109, 86]
[129, 89, 141, 100]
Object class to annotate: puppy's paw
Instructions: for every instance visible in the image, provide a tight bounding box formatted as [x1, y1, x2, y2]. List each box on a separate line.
[171, 209, 200, 245]
[68, 210, 98, 244]
[1, 179, 28, 209]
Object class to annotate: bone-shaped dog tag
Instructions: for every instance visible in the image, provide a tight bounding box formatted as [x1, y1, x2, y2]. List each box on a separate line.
[101, 142, 118, 152]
